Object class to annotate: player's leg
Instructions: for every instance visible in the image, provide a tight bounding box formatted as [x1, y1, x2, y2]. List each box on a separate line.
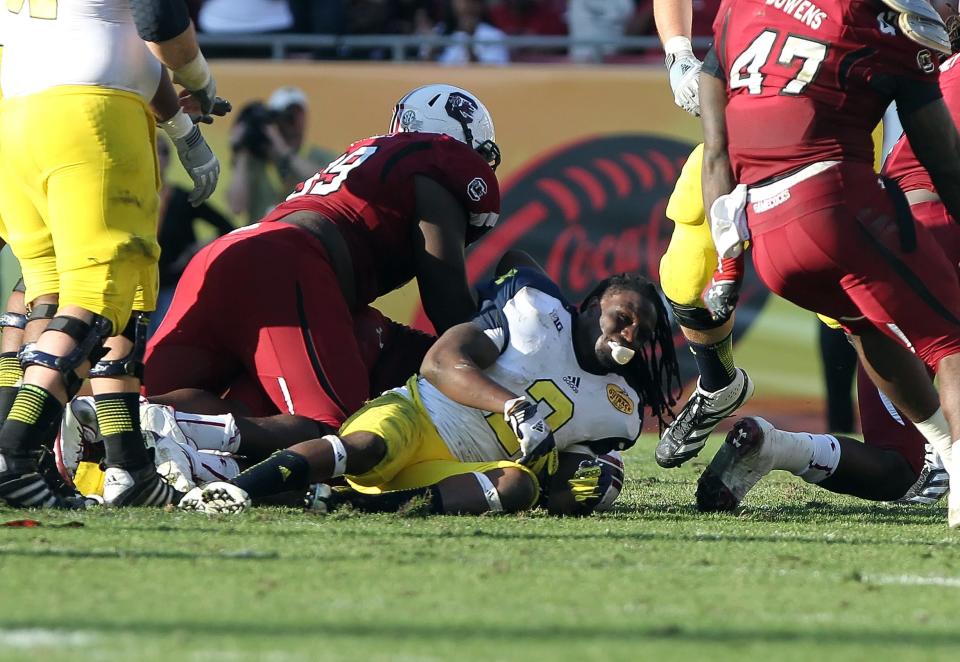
[11, 90, 174, 506]
[181, 390, 434, 513]
[0, 279, 28, 424]
[333, 464, 539, 515]
[657, 145, 752, 467]
[745, 168, 959, 504]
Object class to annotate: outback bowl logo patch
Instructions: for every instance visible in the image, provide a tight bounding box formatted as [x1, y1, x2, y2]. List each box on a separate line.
[917, 49, 935, 73]
[411, 135, 771, 385]
[606, 384, 634, 415]
[467, 177, 488, 202]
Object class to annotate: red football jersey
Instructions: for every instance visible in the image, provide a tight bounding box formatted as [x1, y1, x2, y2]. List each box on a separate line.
[710, 0, 941, 184]
[261, 132, 500, 305]
[884, 52, 960, 192]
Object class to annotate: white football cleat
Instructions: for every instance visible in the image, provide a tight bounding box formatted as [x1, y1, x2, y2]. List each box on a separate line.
[656, 369, 755, 468]
[696, 416, 777, 512]
[179, 481, 251, 515]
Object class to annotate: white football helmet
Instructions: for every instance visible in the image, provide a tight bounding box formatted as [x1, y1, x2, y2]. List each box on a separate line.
[390, 84, 501, 170]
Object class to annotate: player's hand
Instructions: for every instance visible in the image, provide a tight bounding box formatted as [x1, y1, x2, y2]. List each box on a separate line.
[567, 459, 611, 509]
[178, 89, 232, 125]
[666, 51, 703, 117]
[703, 276, 740, 323]
[702, 255, 744, 322]
[505, 396, 559, 475]
[172, 126, 221, 206]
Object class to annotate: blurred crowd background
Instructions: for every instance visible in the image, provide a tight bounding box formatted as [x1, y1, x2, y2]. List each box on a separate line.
[189, 0, 717, 63]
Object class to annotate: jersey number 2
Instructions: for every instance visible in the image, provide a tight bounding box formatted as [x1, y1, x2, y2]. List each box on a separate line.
[729, 30, 827, 95]
[287, 145, 378, 200]
[484, 380, 574, 456]
[6, 0, 56, 19]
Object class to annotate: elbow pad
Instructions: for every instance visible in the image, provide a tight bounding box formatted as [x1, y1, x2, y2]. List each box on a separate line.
[130, 0, 191, 43]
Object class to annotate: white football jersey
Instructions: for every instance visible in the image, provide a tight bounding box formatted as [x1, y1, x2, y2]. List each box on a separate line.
[1, 0, 161, 100]
[405, 270, 642, 463]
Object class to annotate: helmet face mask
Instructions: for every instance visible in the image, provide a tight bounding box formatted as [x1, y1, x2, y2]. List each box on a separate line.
[390, 84, 501, 170]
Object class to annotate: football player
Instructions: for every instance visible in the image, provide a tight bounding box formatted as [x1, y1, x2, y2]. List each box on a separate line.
[0, 0, 226, 508]
[144, 84, 501, 439]
[698, 2, 960, 512]
[697, 0, 960, 525]
[180, 266, 681, 516]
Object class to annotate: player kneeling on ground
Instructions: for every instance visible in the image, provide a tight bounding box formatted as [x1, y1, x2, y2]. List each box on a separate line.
[181, 267, 681, 516]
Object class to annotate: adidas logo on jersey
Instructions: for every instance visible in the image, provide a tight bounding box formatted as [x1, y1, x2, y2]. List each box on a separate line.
[563, 375, 581, 393]
[549, 311, 563, 332]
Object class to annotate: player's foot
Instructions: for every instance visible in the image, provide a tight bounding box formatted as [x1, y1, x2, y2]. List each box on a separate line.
[179, 481, 250, 514]
[0, 453, 83, 508]
[895, 444, 949, 505]
[656, 369, 754, 468]
[54, 396, 103, 482]
[696, 416, 776, 512]
[103, 464, 183, 507]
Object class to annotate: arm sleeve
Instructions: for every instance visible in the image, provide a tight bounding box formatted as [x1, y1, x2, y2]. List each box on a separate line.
[471, 268, 571, 353]
[130, 0, 192, 43]
[702, 47, 725, 82]
[859, 22, 942, 113]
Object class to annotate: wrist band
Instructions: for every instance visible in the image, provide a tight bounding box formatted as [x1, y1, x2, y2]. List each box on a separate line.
[158, 109, 193, 140]
[663, 36, 694, 56]
[173, 51, 211, 91]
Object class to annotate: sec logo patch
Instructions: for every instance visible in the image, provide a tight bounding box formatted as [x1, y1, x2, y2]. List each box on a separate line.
[468, 177, 488, 202]
[606, 384, 634, 415]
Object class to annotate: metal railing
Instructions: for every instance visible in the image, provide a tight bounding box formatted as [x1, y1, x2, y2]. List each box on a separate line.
[198, 33, 713, 62]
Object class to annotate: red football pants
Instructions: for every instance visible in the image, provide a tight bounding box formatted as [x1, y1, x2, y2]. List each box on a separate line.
[144, 223, 369, 428]
[748, 162, 960, 368]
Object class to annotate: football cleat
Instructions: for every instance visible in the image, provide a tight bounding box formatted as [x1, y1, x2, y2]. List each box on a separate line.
[103, 464, 183, 507]
[0, 454, 84, 509]
[54, 396, 101, 485]
[895, 444, 949, 505]
[696, 416, 776, 512]
[179, 481, 250, 514]
[303, 483, 339, 514]
[656, 369, 754, 468]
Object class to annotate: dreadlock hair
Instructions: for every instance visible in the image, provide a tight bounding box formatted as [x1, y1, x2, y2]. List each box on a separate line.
[580, 273, 683, 432]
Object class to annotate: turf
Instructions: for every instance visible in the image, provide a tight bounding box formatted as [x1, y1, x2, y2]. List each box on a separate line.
[0, 438, 956, 662]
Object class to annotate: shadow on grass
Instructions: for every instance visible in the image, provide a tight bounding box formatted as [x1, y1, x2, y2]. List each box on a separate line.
[0, 546, 277, 561]
[1, 619, 959, 648]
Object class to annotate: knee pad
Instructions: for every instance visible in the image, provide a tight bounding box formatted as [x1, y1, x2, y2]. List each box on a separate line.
[89, 311, 150, 381]
[20, 314, 113, 396]
[666, 296, 728, 331]
[0, 312, 26, 332]
[27, 302, 59, 323]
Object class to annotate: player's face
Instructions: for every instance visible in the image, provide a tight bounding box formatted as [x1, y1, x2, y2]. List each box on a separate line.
[593, 290, 657, 370]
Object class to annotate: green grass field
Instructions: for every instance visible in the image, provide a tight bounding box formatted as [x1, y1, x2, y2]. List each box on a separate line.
[0, 437, 956, 662]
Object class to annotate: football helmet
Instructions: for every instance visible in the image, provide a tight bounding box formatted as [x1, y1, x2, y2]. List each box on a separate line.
[390, 84, 501, 170]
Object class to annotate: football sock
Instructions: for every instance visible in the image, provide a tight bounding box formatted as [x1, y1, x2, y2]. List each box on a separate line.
[0, 352, 24, 424]
[689, 331, 737, 392]
[96, 393, 151, 470]
[0, 384, 64, 458]
[343, 486, 444, 514]
[232, 450, 311, 499]
[914, 407, 953, 466]
[768, 427, 842, 484]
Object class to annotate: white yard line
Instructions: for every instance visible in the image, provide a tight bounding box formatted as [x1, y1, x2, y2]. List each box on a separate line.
[861, 574, 960, 588]
[0, 628, 98, 648]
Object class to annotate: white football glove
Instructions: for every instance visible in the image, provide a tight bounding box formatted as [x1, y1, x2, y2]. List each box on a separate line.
[504, 396, 559, 474]
[172, 125, 221, 207]
[666, 51, 703, 117]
